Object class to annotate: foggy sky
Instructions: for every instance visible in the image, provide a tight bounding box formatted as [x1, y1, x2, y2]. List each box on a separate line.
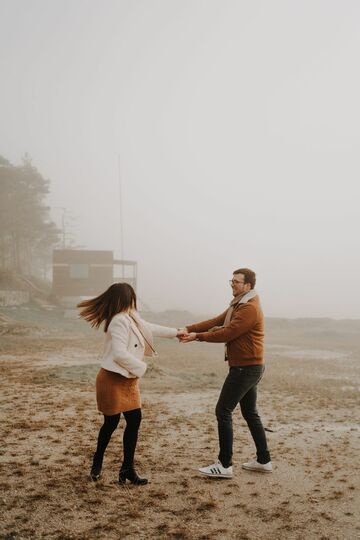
[1, 0, 360, 319]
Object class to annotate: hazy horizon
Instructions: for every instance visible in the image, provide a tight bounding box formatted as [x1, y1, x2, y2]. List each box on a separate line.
[1, 1, 360, 319]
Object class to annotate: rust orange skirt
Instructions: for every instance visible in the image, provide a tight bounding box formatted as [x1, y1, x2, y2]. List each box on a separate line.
[96, 368, 141, 415]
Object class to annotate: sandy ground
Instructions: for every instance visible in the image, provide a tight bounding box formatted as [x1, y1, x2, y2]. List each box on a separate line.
[1, 312, 360, 540]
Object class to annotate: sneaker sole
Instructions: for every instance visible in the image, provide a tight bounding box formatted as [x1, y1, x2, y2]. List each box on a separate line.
[241, 465, 272, 473]
[198, 470, 233, 479]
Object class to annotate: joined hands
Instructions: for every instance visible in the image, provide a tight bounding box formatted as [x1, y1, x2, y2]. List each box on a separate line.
[176, 328, 197, 343]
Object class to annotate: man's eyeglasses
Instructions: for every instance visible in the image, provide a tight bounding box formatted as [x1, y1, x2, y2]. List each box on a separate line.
[229, 279, 245, 285]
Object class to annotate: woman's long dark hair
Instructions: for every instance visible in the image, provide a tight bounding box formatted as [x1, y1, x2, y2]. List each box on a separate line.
[77, 283, 137, 332]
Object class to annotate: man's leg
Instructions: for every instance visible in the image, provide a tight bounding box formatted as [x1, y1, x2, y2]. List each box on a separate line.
[215, 367, 260, 468]
[240, 383, 271, 464]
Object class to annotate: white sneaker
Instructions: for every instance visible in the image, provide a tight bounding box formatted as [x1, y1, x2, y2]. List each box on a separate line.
[242, 460, 273, 473]
[198, 461, 233, 479]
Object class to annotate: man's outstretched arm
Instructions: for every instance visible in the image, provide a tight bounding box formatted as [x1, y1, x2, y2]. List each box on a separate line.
[182, 304, 257, 343]
[185, 310, 227, 334]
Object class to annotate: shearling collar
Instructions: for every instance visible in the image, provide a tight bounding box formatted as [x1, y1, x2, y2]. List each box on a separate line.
[230, 289, 258, 307]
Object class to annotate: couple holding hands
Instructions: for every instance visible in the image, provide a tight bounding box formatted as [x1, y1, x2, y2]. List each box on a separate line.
[78, 267, 271, 486]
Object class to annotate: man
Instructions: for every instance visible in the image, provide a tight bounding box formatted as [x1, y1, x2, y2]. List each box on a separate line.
[181, 268, 271, 478]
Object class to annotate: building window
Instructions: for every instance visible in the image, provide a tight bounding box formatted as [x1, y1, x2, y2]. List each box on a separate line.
[70, 264, 89, 279]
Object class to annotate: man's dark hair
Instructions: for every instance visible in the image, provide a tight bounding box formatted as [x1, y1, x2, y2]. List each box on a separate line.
[233, 268, 256, 289]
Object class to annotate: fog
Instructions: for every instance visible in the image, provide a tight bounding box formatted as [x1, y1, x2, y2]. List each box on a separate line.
[1, 0, 359, 318]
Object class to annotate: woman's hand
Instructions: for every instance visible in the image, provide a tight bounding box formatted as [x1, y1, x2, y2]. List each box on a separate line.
[176, 328, 188, 341]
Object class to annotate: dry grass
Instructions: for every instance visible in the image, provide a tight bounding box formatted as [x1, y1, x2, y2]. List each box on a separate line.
[1, 315, 360, 539]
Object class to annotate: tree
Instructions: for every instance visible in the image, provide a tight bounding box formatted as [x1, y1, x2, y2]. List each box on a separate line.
[0, 154, 60, 277]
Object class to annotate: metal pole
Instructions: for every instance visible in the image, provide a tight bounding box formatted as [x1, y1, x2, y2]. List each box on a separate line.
[118, 154, 124, 278]
[61, 208, 66, 248]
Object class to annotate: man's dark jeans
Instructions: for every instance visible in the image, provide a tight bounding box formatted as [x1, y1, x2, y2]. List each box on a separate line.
[215, 365, 270, 468]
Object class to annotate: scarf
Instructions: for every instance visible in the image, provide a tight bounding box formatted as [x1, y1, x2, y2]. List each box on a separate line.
[223, 289, 258, 359]
[129, 311, 157, 357]
[223, 289, 258, 327]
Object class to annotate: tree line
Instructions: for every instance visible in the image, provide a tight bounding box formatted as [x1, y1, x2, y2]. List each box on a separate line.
[0, 154, 60, 279]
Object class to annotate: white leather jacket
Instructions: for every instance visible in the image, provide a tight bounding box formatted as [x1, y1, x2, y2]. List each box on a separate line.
[101, 312, 177, 378]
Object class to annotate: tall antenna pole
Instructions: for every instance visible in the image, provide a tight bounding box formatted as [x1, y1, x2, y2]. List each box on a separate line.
[54, 207, 67, 248]
[61, 208, 66, 248]
[118, 154, 125, 278]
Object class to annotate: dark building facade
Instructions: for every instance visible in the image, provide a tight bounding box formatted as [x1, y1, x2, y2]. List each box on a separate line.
[52, 250, 137, 297]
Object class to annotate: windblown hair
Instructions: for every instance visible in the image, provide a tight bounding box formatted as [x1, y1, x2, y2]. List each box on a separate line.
[233, 268, 256, 289]
[77, 283, 137, 332]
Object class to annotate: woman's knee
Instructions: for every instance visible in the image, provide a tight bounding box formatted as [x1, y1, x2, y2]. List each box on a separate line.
[124, 408, 142, 429]
[103, 413, 120, 432]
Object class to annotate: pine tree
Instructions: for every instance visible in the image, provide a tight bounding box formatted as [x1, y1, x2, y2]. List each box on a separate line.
[0, 154, 60, 277]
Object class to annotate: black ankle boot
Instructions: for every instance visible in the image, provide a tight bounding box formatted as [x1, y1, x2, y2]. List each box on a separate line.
[119, 467, 148, 485]
[90, 455, 103, 481]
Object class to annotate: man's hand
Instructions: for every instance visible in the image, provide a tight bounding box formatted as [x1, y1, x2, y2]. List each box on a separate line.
[179, 332, 197, 343]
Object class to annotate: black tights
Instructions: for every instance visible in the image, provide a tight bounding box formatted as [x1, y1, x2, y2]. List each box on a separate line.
[93, 408, 142, 470]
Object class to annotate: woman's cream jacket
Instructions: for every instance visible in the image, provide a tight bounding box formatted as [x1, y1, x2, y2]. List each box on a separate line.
[100, 312, 177, 378]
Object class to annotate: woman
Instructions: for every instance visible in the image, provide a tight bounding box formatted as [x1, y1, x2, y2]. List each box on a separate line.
[78, 282, 182, 485]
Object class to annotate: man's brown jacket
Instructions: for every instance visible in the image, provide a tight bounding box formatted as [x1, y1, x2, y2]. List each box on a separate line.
[186, 295, 264, 366]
